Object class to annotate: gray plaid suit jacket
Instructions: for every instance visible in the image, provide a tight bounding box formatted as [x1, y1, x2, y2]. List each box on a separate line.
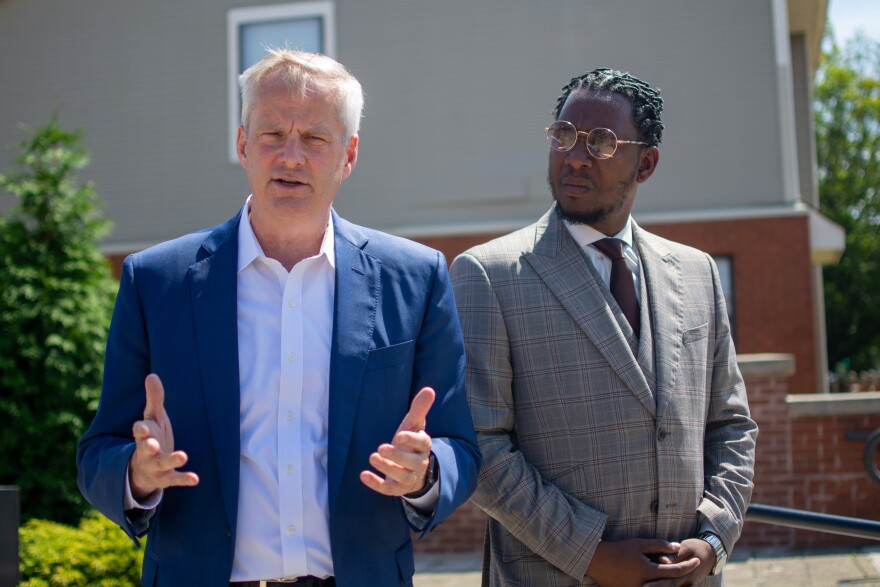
[450, 207, 757, 586]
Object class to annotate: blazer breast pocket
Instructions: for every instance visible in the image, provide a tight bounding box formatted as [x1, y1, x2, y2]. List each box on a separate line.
[364, 339, 415, 372]
[361, 340, 416, 415]
[682, 322, 709, 344]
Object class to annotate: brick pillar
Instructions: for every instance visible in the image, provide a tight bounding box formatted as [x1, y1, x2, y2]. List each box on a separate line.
[737, 354, 798, 547]
[739, 355, 880, 548]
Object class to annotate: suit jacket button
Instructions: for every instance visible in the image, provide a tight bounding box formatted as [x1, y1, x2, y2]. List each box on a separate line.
[650, 501, 659, 514]
[657, 429, 668, 441]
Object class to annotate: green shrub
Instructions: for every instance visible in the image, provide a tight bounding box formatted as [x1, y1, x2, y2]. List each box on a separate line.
[19, 511, 143, 586]
[0, 116, 117, 523]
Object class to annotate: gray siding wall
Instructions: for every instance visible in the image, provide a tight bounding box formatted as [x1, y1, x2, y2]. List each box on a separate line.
[0, 0, 793, 248]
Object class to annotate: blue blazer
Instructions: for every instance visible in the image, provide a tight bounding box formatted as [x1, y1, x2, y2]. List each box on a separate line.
[77, 209, 480, 587]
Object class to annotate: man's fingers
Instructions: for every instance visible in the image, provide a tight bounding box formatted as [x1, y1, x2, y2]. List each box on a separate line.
[360, 469, 410, 495]
[143, 374, 166, 421]
[132, 421, 153, 440]
[398, 387, 435, 432]
[391, 431, 432, 454]
[359, 468, 420, 497]
[369, 452, 413, 482]
[377, 430, 431, 476]
[131, 446, 199, 490]
[168, 471, 200, 488]
[147, 470, 200, 490]
[359, 471, 390, 494]
[642, 540, 680, 554]
[653, 556, 700, 579]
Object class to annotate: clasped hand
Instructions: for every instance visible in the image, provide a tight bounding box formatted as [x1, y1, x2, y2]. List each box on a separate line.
[586, 538, 715, 587]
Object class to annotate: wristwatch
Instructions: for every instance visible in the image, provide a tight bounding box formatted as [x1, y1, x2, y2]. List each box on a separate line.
[423, 451, 438, 489]
[405, 452, 438, 498]
[697, 531, 728, 575]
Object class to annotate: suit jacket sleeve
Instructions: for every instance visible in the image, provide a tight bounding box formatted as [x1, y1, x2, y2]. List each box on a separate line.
[451, 252, 606, 580]
[697, 254, 758, 552]
[76, 255, 154, 542]
[404, 251, 482, 537]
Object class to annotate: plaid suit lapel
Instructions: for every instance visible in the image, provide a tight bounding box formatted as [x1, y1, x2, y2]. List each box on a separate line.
[524, 209, 655, 418]
[634, 224, 684, 424]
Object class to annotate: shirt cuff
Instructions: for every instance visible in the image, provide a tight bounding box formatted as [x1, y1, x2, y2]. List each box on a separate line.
[402, 479, 440, 511]
[124, 468, 162, 510]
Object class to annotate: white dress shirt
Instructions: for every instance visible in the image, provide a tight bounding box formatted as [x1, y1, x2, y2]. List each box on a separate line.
[563, 215, 641, 304]
[125, 198, 439, 580]
[231, 197, 335, 581]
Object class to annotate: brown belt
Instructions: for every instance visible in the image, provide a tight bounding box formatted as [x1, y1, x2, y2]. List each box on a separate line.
[230, 578, 335, 587]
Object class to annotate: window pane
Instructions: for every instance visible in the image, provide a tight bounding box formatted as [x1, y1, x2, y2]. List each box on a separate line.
[712, 255, 737, 342]
[240, 17, 323, 71]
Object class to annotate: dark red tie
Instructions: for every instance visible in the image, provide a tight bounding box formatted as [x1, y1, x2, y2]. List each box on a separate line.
[592, 238, 640, 337]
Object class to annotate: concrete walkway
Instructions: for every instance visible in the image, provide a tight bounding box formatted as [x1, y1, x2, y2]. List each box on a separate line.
[414, 546, 880, 586]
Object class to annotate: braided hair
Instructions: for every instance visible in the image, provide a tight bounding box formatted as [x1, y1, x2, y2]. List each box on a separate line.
[553, 68, 664, 147]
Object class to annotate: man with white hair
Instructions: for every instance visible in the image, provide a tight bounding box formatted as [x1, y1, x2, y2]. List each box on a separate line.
[78, 49, 480, 587]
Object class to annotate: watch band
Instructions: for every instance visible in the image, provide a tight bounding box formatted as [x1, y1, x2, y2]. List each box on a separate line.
[424, 451, 438, 488]
[403, 452, 437, 499]
[697, 531, 727, 575]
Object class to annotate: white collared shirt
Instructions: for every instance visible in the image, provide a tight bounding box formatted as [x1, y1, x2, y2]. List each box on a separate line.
[231, 196, 335, 580]
[563, 215, 642, 304]
[125, 198, 439, 578]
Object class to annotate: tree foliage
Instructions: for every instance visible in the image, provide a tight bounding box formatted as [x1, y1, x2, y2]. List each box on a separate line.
[816, 33, 880, 372]
[0, 116, 116, 524]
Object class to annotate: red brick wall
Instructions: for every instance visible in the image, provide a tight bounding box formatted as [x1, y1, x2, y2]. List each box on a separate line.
[413, 234, 506, 267]
[642, 216, 818, 396]
[740, 369, 880, 548]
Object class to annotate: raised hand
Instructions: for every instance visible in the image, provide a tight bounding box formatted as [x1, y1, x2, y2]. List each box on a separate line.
[128, 374, 199, 501]
[360, 386, 435, 496]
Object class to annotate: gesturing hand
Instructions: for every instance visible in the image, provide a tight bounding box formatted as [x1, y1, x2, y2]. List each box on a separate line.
[129, 374, 199, 501]
[360, 386, 435, 496]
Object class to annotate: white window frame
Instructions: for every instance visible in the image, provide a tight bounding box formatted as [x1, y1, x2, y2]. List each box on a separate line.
[227, 1, 336, 163]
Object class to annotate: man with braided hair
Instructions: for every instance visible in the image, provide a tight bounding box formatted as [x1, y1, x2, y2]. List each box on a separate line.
[451, 68, 756, 586]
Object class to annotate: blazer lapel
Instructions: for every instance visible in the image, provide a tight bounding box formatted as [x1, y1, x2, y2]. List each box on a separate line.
[634, 224, 684, 424]
[189, 212, 242, 533]
[523, 208, 655, 417]
[327, 211, 380, 511]
[636, 261, 657, 395]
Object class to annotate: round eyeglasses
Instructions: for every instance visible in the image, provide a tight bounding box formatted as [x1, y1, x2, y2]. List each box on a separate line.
[546, 120, 648, 159]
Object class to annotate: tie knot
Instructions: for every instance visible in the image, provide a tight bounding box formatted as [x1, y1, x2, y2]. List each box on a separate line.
[592, 238, 625, 261]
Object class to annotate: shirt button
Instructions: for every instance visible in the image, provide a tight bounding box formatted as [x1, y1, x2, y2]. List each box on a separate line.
[288, 299, 296, 308]
[286, 411, 293, 422]
[288, 353, 296, 362]
[287, 464, 294, 475]
[288, 525, 296, 535]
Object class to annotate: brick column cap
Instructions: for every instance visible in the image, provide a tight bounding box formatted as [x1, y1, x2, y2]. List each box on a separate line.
[738, 353, 796, 379]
